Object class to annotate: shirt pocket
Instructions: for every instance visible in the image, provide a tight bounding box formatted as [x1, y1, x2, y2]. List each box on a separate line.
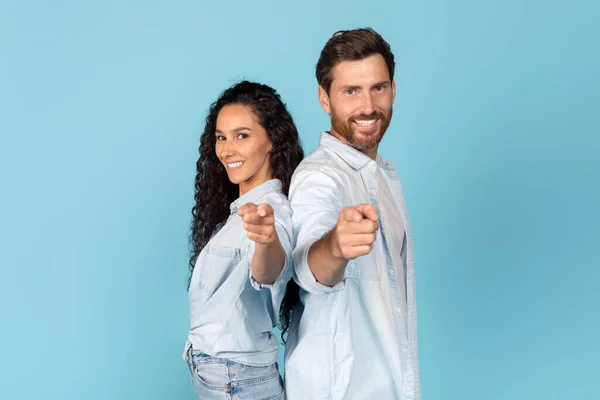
[197, 245, 243, 298]
[344, 257, 380, 281]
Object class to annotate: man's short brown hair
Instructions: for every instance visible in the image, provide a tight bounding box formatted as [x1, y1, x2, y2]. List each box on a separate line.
[316, 27, 396, 94]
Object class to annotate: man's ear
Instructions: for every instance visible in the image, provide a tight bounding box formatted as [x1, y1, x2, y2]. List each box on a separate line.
[318, 85, 331, 114]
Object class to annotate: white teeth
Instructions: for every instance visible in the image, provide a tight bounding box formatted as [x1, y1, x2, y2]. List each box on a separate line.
[227, 161, 244, 168]
[355, 119, 377, 126]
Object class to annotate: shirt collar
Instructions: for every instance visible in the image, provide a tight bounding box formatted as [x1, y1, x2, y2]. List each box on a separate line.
[319, 132, 395, 171]
[229, 179, 282, 214]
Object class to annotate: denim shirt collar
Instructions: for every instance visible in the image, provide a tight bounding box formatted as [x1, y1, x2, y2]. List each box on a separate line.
[319, 132, 395, 171]
[229, 179, 283, 214]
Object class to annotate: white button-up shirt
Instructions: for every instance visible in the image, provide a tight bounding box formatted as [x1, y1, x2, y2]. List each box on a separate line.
[284, 133, 420, 399]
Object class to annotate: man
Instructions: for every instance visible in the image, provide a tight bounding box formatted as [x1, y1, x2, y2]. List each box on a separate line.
[283, 28, 421, 399]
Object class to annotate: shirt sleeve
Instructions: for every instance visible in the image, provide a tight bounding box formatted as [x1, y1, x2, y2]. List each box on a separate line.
[289, 167, 347, 294]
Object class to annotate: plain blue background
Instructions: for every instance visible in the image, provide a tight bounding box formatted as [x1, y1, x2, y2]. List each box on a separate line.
[1, 0, 598, 399]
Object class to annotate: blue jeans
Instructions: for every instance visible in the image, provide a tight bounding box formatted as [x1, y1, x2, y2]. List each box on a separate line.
[186, 348, 284, 400]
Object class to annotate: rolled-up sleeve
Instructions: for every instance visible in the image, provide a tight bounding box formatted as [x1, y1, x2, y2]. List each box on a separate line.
[289, 167, 347, 294]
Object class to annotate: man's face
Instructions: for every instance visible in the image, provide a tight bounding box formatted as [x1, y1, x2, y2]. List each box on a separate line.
[319, 54, 395, 156]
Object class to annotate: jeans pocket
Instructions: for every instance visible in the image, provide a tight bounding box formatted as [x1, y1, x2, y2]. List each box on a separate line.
[269, 392, 285, 400]
[232, 362, 284, 400]
[191, 352, 230, 390]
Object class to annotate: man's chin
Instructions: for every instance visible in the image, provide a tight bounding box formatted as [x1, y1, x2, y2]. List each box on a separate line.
[350, 132, 382, 150]
[353, 128, 379, 139]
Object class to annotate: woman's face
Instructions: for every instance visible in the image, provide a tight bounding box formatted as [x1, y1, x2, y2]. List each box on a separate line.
[215, 104, 273, 196]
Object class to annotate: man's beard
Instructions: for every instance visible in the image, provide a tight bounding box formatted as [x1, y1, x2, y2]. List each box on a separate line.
[330, 107, 392, 151]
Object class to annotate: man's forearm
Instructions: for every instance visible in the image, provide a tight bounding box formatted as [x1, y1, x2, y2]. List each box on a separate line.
[307, 229, 349, 287]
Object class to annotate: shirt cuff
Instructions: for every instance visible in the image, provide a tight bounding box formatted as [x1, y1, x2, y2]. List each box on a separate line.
[250, 274, 274, 290]
[246, 237, 292, 292]
[293, 237, 345, 294]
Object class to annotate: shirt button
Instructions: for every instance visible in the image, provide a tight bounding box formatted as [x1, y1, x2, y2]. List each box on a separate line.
[406, 385, 413, 392]
[402, 347, 408, 354]
[388, 268, 395, 275]
[369, 189, 376, 197]
[395, 307, 401, 313]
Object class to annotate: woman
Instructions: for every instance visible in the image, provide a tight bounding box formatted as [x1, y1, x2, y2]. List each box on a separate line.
[183, 80, 304, 400]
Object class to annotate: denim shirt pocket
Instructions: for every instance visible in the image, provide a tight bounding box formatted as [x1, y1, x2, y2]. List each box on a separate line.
[345, 255, 381, 281]
[197, 245, 242, 299]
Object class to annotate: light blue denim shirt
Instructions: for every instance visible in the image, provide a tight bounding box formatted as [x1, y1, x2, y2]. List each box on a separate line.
[183, 179, 293, 366]
[284, 133, 421, 400]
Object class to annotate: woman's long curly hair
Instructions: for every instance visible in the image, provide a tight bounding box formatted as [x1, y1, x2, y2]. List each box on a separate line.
[188, 81, 304, 339]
